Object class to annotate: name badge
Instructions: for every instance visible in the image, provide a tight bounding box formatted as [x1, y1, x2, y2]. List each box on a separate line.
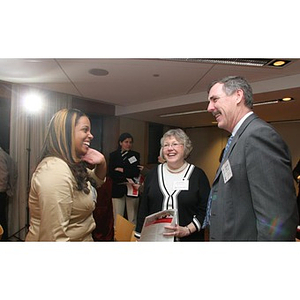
[173, 180, 189, 190]
[221, 159, 233, 183]
[128, 156, 137, 164]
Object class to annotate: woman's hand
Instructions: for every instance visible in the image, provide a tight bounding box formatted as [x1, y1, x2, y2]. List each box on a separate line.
[82, 148, 105, 165]
[82, 148, 107, 180]
[163, 224, 190, 238]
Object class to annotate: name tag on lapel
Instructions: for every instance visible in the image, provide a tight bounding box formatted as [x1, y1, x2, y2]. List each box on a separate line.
[221, 159, 233, 183]
[128, 156, 137, 164]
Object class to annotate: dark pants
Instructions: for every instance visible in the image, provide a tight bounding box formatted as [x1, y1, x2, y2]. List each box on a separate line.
[0, 192, 8, 241]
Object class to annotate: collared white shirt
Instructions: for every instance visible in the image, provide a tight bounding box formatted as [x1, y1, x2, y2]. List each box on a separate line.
[232, 111, 253, 137]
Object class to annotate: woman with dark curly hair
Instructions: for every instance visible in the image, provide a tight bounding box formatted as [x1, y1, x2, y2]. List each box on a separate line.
[26, 108, 106, 241]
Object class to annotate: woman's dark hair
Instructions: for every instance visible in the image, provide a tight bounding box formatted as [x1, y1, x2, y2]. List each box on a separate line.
[118, 132, 133, 148]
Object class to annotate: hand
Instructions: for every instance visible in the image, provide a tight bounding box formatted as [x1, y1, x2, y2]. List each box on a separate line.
[81, 148, 105, 165]
[115, 167, 124, 173]
[132, 183, 140, 190]
[163, 224, 190, 238]
[82, 148, 107, 181]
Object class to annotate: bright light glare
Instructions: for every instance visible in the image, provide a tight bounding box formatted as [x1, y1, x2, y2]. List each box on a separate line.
[24, 94, 43, 113]
[282, 97, 293, 102]
[273, 60, 286, 67]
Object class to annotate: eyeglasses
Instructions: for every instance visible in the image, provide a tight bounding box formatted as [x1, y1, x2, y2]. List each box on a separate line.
[162, 142, 183, 149]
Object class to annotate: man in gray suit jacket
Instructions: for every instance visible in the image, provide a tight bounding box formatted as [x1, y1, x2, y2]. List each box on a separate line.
[203, 76, 298, 241]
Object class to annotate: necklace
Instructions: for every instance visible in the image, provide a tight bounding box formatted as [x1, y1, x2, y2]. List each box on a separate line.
[165, 161, 188, 174]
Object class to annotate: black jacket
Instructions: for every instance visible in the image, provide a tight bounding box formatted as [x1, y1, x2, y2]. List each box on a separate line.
[108, 149, 140, 198]
[136, 163, 210, 241]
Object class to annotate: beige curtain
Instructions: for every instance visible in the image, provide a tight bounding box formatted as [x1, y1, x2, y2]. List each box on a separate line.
[8, 84, 72, 240]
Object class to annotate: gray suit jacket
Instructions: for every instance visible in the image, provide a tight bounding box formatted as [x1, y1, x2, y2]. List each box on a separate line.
[209, 113, 298, 241]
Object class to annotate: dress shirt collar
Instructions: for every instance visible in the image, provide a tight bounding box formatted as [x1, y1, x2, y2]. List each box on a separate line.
[232, 111, 253, 137]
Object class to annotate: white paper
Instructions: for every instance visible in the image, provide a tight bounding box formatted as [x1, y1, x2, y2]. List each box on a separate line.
[139, 209, 177, 242]
[125, 178, 140, 197]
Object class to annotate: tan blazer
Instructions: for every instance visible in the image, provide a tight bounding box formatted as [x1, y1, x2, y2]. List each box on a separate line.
[26, 157, 103, 241]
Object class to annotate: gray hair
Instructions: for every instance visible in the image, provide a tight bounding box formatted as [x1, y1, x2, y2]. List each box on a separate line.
[208, 76, 253, 109]
[160, 128, 193, 159]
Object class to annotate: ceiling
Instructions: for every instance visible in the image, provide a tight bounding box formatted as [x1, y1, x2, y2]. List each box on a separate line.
[0, 58, 300, 128]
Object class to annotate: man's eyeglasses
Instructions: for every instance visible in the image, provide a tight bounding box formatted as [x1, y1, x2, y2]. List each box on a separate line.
[162, 143, 183, 149]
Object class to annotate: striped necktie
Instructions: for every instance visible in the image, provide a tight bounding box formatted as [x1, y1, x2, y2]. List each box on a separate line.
[202, 135, 233, 228]
[220, 135, 234, 164]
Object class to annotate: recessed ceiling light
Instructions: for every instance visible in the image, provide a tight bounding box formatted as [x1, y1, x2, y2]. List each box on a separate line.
[162, 58, 293, 68]
[269, 60, 291, 67]
[281, 97, 293, 102]
[253, 97, 294, 106]
[273, 61, 286, 66]
[89, 68, 109, 76]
